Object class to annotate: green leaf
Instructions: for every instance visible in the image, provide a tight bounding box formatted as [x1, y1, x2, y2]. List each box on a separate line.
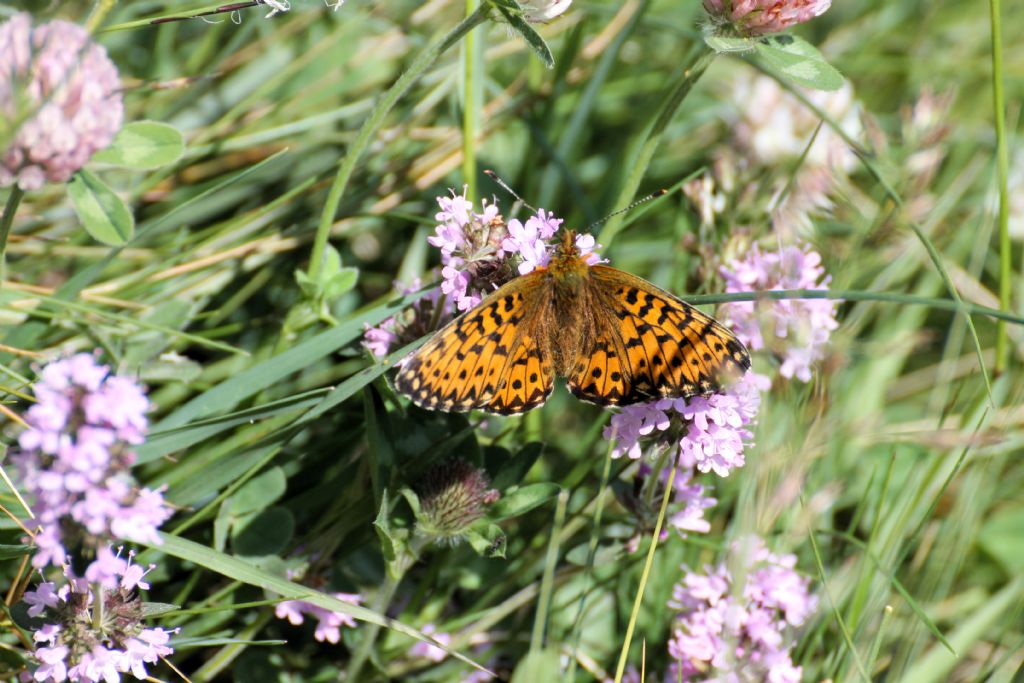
[466, 523, 506, 558]
[754, 35, 844, 91]
[68, 169, 135, 246]
[91, 121, 185, 169]
[230, 467, 287, 516]
[374, 490, 399, 564]
[399, 487, 423, 519]
[705, 35, 756, 53]
[490, 442, 544, 490]
[295, 244, 359, 302]
[141, 602, 180, 618]
[493, 2, 555, 68]
[213, 500, 231, 553]
[231, 507, 295, 556]
[978, 506, 1024, 574]
[0, 544, 32, 559]
[511, 647, 561, 682]
[566, 541, 622, 566]
[490, 483, 560, 521]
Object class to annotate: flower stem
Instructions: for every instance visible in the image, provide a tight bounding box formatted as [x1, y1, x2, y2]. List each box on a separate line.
[346, 534, 428, 680]
[614, 460, 676, 683]
[92, 582, 105, 630]
[530, 489, 569, 654]
[599, 43, 716, 249]
[989, 0, 1011, 373]
[0, 186, 25, 284]
[306, 4, 490, 284]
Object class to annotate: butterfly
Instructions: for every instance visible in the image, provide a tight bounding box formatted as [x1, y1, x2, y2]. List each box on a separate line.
[394, 230, 751, 415]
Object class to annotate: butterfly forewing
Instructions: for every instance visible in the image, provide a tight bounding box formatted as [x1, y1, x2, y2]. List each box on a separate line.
[566, 265, 750, 406]
[394, 273, 553, 413]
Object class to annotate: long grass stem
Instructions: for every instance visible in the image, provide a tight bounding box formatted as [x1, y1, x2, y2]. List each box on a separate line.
[988, 0, 1011, 373]
[0, 186, 25, 283]
[614, 460, 676, 683]
[307, 4, 490, 283]
[462, 0, 484, 203]
[600, 44, 715, 248]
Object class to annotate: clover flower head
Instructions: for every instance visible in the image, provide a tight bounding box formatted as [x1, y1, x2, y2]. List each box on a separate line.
[703, 0, 831, 37]
[363, 278, 451, 360]
[519, 0, 573, 23]
[0, 13, 123, 190]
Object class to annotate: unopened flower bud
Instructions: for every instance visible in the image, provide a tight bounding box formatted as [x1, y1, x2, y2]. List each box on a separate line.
[416, 459, 499, 542]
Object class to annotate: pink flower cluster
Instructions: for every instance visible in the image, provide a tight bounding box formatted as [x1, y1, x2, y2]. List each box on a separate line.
[702, 0, 831, 36]
[362, 278, 445, 359]
[720, 244, 839, 382]
[607, 371, 767, 540]
[0, 13, 123, 190]
[668, 537, 817, 682]
[274, 592, 362, 644]
[409, 623, 452, 663]
[429, 188, 601, 311]
[606, 371, 767, 476]
[12, 354, 171, 582]
[24, 550, 176, 682]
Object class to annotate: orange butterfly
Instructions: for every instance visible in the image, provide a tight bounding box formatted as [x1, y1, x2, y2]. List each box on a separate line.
[394, 230, 750, 415]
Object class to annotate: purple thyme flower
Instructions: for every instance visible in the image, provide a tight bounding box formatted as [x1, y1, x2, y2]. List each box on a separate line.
[0, 13, 123, 190]
[274, 592, 362, 644]
[605, 371, 768, 477]
[429, 188, 510, 311]
[428, 188, 602, 311]
[23, 551, 177, 682]
[409, 623, 452, 663]
[720, 245, 839, 382]
[702, 0, 831, 37]
[668, 470, 717, 536]
[12, 354, 172, 574]
[667, 536, 817, 682]
[364, 277, 454, 360]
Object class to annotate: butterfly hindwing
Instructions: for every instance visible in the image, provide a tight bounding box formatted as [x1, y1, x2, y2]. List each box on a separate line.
[394, 273, 552, 414]
[567, 265, 750, 406]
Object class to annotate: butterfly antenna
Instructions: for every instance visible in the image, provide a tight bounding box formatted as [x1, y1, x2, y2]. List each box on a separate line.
[484, 169, 537, 213]
[586, 189, 669, 232]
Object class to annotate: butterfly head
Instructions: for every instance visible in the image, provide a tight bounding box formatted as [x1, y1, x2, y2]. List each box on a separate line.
[548, 230, 589, 283]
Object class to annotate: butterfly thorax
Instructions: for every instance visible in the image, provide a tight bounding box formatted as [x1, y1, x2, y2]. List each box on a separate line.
[546, 229, 588, 285]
